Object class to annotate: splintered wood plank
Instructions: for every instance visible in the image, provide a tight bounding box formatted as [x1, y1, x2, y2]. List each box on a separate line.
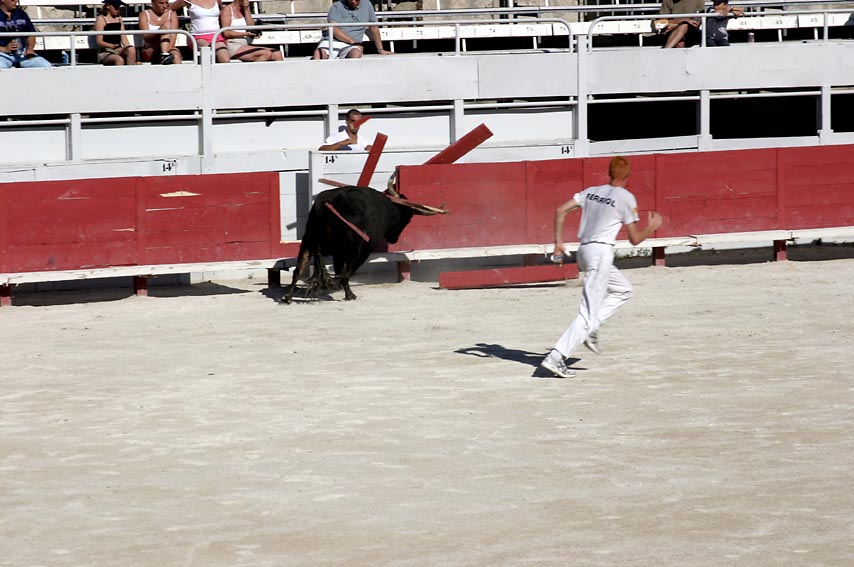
[439, 263, 579, 290]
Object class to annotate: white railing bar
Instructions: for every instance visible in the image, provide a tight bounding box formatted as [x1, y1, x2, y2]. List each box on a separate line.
[710, 90, 823, 99]
[585, 8, 854, 50]
[211, 17, 574, 63]
[0, 29, 198, 65]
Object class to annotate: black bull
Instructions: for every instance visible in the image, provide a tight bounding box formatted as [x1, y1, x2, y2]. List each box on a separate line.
[282, 186, 438, 303]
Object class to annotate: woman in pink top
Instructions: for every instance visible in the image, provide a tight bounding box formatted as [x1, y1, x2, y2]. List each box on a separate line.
[169, 0, 228, 62]
[221, 0, 282, 62]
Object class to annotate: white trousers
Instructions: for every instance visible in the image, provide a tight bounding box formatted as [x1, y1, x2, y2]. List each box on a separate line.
[552, 242, 634, 358]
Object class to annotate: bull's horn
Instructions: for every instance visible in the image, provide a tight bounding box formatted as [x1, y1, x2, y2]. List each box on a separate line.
[385, 171, 399, 197]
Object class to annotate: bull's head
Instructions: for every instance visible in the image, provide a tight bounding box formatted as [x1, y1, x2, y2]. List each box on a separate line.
[384, 170, 448, 216]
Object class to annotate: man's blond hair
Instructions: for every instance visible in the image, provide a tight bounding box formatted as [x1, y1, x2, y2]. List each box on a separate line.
[608, 156, 631, 181]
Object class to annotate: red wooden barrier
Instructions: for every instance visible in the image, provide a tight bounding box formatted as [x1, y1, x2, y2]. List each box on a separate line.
[395, 145, 854, 252]
[0, 172, 295, 275]
[2, 144, 853, 299]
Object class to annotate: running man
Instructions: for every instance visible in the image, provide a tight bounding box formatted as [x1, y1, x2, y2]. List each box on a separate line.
[540, 156, 663, 378]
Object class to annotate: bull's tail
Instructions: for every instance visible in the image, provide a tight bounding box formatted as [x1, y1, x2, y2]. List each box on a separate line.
[305, 253, 336, 291]
[281, 242, 338, 304]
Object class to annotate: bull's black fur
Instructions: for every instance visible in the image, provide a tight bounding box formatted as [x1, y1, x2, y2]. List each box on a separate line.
[283, 186, 416, 303]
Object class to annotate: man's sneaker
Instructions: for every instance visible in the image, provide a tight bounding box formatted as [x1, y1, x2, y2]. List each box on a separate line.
[540, 352, 576, 378]
[584, 331, 601, 354]
[161, 52, 175, 65]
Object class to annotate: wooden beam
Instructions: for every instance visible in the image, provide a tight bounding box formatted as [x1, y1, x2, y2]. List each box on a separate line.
[357, 133, 388, 187]
[439, 263, 579, 290]
[424, 124, 493, 165]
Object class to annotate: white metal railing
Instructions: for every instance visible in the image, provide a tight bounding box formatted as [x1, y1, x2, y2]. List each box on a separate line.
[585, 8, 854, 49]
[211, 17, 574, 63]
[0, 28, 197, 65]
[19, 6, 854, 63]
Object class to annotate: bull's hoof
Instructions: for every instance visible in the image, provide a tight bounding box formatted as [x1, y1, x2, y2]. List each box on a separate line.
[344, 292, 357, 301]
[279, 295, 293, 305]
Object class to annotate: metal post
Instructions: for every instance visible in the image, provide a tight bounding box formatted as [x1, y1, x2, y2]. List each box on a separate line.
[325, 104, 339, 140]
[819, 85, 832, 144]
[67, 113, 82, 161]
[199, 46, 215, 172]
[698, 90, 711, 151]
[450, 99, 465, 143]
[454, 23, 461, 55]
[574, 34, 589, 157]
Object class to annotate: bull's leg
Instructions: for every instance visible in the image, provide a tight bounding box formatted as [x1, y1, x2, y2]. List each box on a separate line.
[334, 249, 370, 301]
[282, 247, 311, 304]
[341, 273, 356, 300]
[306, 254, 337, 295]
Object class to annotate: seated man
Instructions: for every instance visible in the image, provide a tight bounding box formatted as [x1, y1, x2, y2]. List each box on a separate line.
[319, 109, 373, 151]
[0, 0, 51, 69]
[313, 0, 391, 60]
[659, 0, 705, 48]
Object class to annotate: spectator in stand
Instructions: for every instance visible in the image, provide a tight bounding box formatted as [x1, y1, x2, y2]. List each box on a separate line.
[221, 0, 283, 62]
[139, 0, 183, 64]
[95, 0, 137, 65]
[312, 0, 392, 60]
[0, 0, 51, 69]
[706, 0, 743, 46]
[658, 0, 704, 48]
[319, 109, 373, 151]
[169, 0, 229, 63]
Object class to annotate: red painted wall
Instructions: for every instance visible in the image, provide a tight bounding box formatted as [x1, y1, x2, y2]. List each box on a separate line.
[0, 172, 295, 274]
[395, 145, 854, 251]
[2, 144, 852, 277]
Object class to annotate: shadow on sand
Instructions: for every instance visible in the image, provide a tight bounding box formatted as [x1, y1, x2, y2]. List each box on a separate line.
[9, 281, 250, 308]
[455, 342, 585, 378]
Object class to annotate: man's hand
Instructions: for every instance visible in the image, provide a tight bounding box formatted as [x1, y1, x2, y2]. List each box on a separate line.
[377, 48, 393, 55]
[647, 211, 663, 231]
[552, 243, 567, 260]
[6, 39, 19, 54]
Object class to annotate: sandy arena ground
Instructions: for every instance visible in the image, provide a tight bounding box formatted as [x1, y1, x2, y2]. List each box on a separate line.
[2, 252, 853, 566]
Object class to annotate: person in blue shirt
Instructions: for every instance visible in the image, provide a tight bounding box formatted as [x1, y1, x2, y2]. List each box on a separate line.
[0, 0, 51, 69]
[312, 0, 392, 60]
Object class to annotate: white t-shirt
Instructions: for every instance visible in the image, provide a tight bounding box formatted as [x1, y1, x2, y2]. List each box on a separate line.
[573, 184, 640, 245]
[324, 129, 371, 151]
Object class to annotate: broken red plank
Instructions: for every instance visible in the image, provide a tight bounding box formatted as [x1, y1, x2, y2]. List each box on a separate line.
[424, 124, 493, 165]
[352, 115, 371, 128]
[357, 133, 388, 187]
[319, 178, 347, 188]
[325, 202, 370, 242]
[439, 263, 579, 290]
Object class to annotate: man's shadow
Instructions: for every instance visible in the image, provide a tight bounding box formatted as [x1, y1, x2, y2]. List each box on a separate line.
[455, 343, 584, 378]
